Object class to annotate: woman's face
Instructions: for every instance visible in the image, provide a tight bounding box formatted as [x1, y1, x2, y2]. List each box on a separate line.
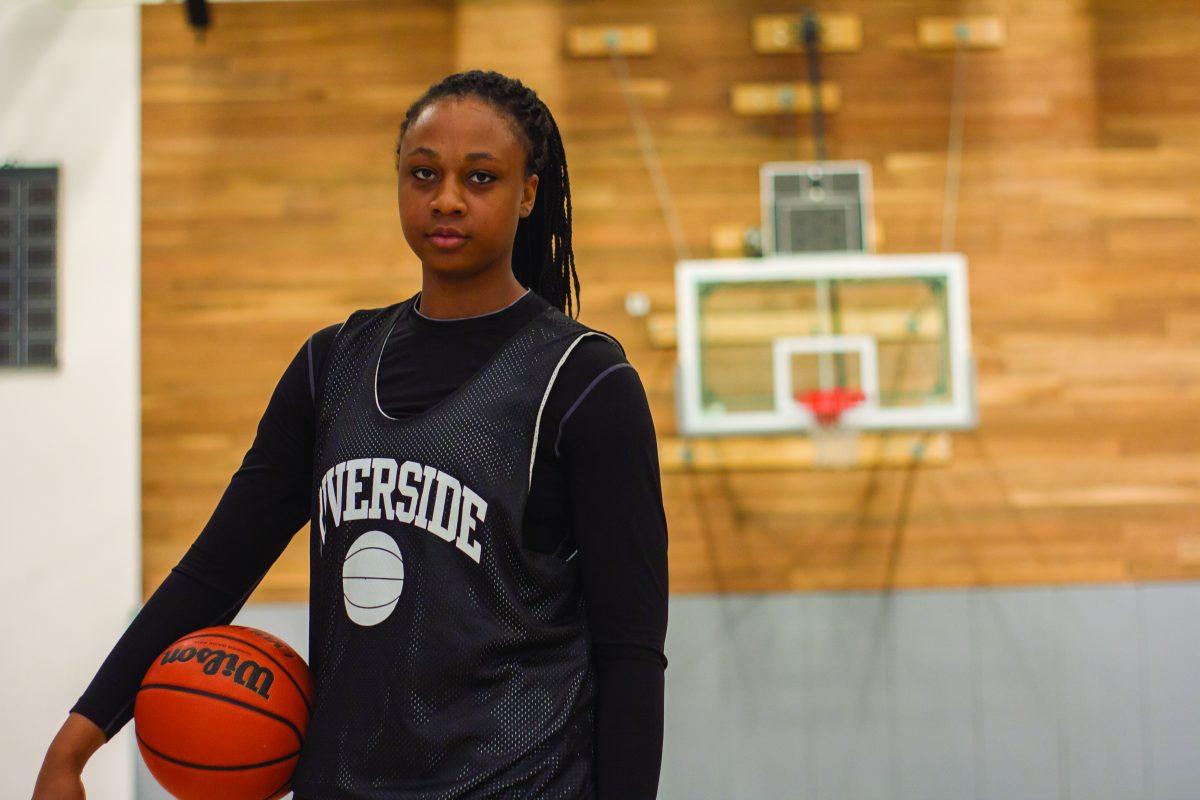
[396, 96, 538, 281]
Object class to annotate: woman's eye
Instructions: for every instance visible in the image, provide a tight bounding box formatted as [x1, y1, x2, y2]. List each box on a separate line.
[410, 168, 494, 185]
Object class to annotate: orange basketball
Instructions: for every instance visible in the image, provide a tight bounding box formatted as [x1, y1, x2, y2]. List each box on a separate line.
[134, 624, 314, 800]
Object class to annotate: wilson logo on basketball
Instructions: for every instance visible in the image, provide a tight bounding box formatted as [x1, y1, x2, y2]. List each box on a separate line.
[158, 646, 275, 700]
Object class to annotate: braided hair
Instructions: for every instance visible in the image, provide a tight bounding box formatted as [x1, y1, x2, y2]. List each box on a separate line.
[396, 70, 582, 319]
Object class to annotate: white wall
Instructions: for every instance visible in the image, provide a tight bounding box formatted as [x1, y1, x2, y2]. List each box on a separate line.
[0, 2, 139, 798]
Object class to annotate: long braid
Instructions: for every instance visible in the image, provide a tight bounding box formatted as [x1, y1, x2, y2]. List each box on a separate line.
[396, 70, 581, 318]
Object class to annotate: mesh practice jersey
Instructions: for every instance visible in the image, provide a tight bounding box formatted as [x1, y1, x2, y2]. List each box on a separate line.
[289, 294, 624, 799]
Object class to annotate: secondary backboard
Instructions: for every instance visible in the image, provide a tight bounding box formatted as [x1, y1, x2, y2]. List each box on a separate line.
[760, 160, 874, 255]
[675, 253, 976, 435]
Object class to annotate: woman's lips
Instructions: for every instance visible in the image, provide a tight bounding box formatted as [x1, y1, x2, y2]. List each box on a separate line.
[427, 233, 468, 250]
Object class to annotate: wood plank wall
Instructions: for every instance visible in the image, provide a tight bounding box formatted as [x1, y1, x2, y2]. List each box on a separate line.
[141, 0, 1200, 600]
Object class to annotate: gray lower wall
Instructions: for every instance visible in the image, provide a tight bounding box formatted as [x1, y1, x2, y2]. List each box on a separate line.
[661, 583, 1200, 800]
[138, 583, 1200, 800]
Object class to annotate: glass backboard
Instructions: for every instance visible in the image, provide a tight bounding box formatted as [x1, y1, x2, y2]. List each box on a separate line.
[675, 253, 976, 435]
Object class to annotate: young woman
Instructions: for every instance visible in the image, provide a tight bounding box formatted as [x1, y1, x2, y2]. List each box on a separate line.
[34, 70, 669, 799]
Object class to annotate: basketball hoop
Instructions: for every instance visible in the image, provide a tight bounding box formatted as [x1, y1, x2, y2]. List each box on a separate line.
[797, 387, 865, 468]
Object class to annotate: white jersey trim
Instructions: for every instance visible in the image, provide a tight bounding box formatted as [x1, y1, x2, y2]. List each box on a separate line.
[529, 331, 621, 561]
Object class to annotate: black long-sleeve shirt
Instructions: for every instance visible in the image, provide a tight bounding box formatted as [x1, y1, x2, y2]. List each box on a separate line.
[70, 287, 669, 798]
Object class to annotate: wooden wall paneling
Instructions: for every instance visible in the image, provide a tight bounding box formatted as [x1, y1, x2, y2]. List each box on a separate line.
[142, 0, 1200, 599]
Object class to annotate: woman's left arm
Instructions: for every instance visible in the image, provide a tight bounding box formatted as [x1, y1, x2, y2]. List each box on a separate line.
[559, 352, 669, 800]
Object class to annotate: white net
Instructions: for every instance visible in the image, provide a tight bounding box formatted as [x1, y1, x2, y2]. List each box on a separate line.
[798, 387, 865, 469]
[810, 421, 861, 469]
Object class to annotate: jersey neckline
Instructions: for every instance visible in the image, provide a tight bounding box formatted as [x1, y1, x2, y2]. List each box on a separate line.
[371, 295, 557, 426]
[411, 287, 532, 324]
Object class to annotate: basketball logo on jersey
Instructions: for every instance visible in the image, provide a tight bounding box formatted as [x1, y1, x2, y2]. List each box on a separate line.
[342, 530, 405, 626]
[317, 456, 488, 564]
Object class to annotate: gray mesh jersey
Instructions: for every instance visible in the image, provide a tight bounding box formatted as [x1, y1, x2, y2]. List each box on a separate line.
[289, 293, 627, 800]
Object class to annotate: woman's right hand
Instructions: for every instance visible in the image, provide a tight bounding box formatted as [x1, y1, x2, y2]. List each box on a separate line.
[32, 713, 105, 799]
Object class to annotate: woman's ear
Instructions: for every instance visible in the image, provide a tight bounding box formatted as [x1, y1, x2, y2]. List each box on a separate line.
[521, 173, 539, 218]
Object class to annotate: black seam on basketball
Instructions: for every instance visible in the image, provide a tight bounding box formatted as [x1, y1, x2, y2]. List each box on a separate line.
[177, 632, 312, 714]
[346, 545, 402, 557]
[345, 596, 401, 610]
[136, 730, 299, 772]
[138, 683, 303, 746]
